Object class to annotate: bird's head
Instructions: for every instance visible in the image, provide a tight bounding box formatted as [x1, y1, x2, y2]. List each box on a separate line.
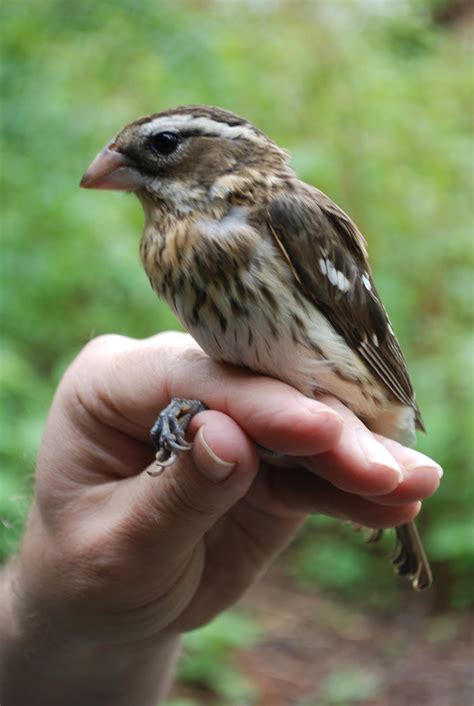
[80, 105, 292, 215]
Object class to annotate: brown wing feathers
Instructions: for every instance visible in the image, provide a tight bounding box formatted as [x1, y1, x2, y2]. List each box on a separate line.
[266, 185, 424, 428]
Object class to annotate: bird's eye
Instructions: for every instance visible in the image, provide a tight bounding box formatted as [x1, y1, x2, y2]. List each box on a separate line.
[149, 131, 181, 156]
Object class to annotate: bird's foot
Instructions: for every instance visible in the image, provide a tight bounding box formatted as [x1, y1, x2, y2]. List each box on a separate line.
[148, 398, 207, 476]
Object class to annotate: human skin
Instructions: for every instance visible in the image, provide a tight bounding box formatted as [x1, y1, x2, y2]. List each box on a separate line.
[0, 332, 442, 706]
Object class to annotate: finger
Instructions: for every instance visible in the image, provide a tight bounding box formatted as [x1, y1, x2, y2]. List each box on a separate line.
[109, 411, 260, 559]
[376, 435, 443, 479]
[70, 333, 343, 457]
[299, 397, 404, 496]
[256, 465, 421, 529]
[297, 397, 442, 499]
[362, 437, 442, 505]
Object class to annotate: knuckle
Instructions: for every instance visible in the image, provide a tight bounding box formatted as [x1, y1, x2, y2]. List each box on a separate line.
[80, 333, 131, 360]
[62, 337, 134, 423]
[67, 335, 132, 384]
[152, 330, 195, 348]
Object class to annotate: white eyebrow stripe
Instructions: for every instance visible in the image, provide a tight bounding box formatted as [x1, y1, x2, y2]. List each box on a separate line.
[139, 114, 268, 144]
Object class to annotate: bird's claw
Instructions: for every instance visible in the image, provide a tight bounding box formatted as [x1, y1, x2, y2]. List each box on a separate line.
[149, 398, 207, 472]
[147, 451, 177, 476]
[366, 528, 383, 544]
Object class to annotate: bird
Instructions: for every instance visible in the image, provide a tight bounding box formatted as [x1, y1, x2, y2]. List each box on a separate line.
[80, 104, 432, 591]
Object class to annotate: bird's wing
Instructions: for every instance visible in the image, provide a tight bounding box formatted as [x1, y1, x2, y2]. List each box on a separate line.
[266, 183, 424, 429]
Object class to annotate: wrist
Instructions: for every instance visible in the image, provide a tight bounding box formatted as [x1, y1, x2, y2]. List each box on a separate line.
[0, 555, 182, 706]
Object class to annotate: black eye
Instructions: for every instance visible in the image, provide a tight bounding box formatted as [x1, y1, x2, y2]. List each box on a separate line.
[149, 131, 181, 156]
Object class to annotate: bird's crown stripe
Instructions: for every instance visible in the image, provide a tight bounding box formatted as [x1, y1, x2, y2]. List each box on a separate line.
[139, 114, 267, 144]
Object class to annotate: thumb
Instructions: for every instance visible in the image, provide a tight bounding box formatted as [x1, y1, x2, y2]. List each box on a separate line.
[123, 410, 260, 556]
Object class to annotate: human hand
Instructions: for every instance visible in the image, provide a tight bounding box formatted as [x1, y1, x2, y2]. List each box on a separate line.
[23, 331, 442, 633]
[0, 332, 441, 705]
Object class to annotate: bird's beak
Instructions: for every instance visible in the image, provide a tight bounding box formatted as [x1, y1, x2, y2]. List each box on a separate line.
[80, 143, 146, 191]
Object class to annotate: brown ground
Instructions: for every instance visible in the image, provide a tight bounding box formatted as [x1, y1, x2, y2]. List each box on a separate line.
[169, 567, 474, 706]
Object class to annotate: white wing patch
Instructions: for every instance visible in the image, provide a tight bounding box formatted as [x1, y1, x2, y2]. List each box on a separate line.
[319, 258, 351, 293]
[337, 270, 351, 292]
[362, 273, 372, 291]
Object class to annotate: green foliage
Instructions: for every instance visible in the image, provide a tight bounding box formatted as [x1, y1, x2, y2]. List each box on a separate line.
[319, 668, 382, 705]
[298, 665, 383, 706]
[1, 1, 473, 603]
[176, 611, 259, 703]
[290, 516, 403, 609]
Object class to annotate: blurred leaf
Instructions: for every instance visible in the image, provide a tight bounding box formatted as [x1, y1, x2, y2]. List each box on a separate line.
[320, 668, 382, 705]
[429, 519, 474, 561]
[178, 611, 260, 702]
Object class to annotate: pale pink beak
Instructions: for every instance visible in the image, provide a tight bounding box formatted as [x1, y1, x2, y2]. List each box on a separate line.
[80, 143, 146, 191]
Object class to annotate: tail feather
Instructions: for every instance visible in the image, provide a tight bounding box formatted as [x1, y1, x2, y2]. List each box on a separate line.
[393, 521, 432, 591]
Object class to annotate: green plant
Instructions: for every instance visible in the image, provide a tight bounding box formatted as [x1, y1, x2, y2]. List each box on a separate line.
[320, 668, 382, 705]
[177, 611, 260, 703]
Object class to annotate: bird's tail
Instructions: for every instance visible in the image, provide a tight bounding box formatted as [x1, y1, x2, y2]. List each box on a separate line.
[393, 520, 432, 591]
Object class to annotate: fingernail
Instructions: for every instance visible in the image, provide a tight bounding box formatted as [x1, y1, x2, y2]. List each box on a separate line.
[196, 426, 236, 482]
[357, 431, 403, 480]
[404, 450, 443, 479]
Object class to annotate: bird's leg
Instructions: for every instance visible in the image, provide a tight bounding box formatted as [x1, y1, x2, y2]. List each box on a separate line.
[148, 398, 207, 476]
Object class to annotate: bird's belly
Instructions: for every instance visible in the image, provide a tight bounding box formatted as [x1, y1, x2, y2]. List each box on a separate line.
[162, 232, 415, 444]
[190, 309, 415, 445]
[184, 288, 387, 421]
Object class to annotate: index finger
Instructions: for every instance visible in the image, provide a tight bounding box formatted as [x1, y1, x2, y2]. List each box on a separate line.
[71, 332, 343, 457]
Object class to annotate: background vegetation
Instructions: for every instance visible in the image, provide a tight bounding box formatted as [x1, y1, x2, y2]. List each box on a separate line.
[1, 0, 473, 703]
